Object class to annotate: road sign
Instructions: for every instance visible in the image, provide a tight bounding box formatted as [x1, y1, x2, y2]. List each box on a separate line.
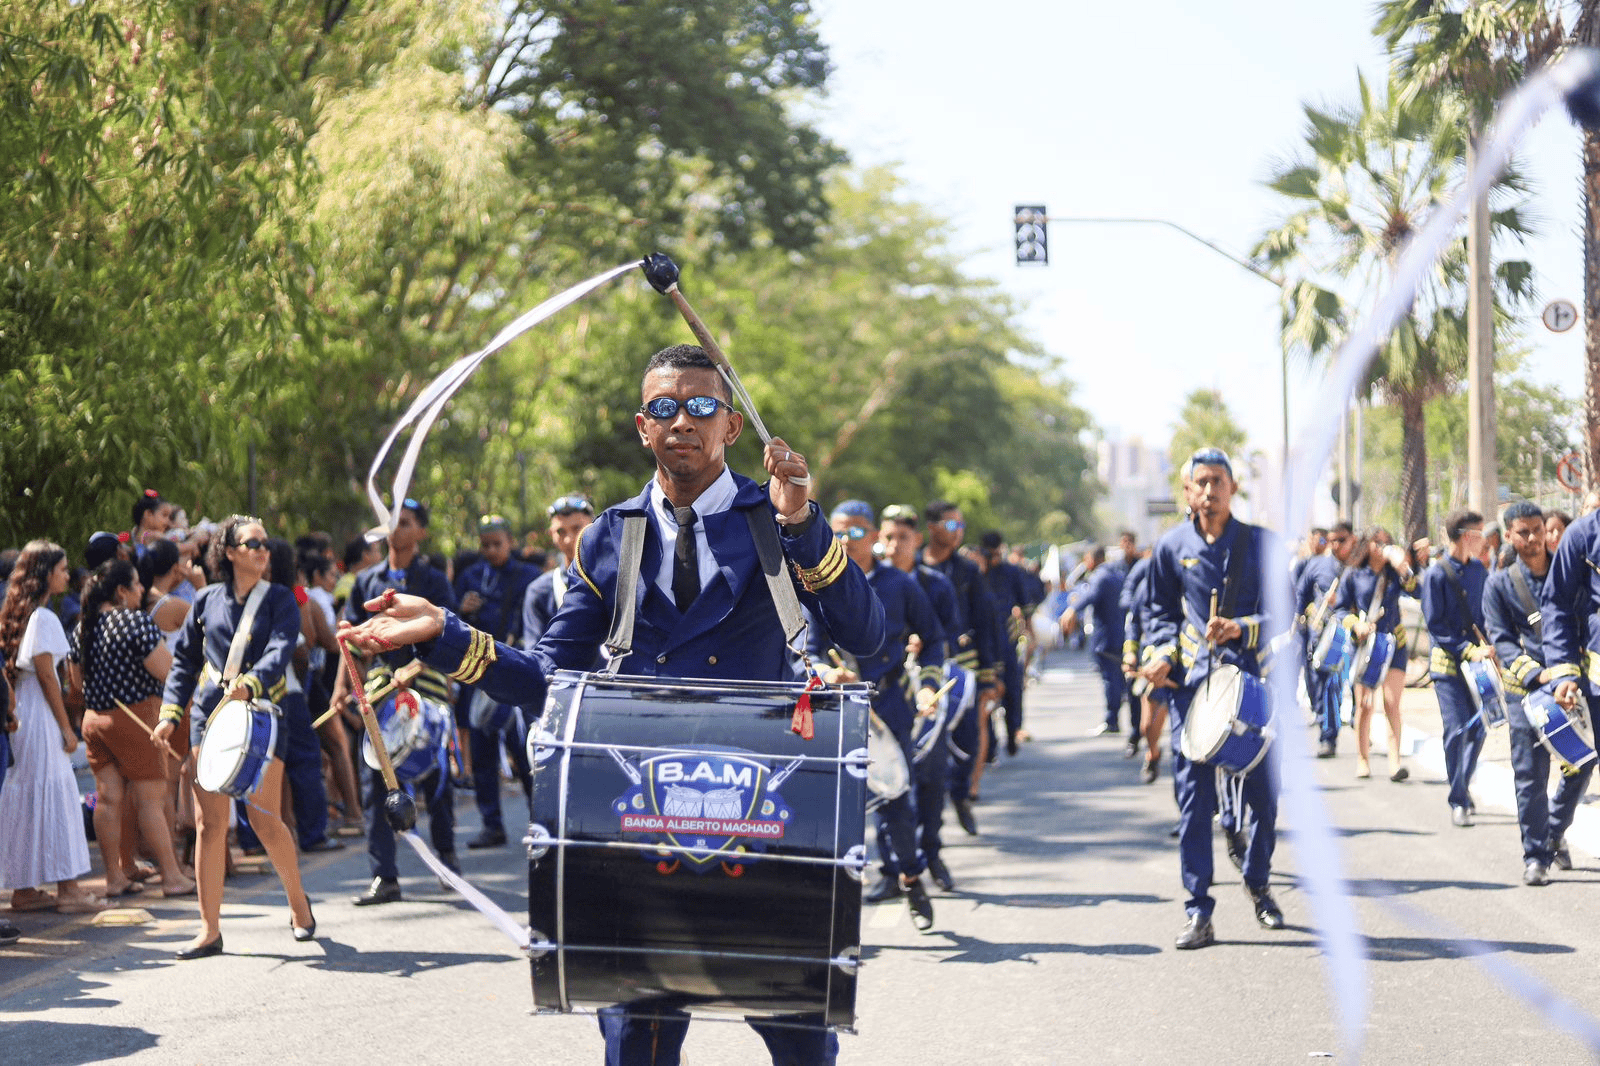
[1542, 299, 1578, 333]
[1557, 451, 1584, 492]
[1014, 204, 1048, 265]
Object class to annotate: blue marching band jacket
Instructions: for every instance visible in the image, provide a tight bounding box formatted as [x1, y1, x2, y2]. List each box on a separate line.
[416, 472, 887, 709]
[918, 550, 1003, 688]
[1332, 564, 1416, 642]
[1419, 555, 1490, 681]
[1541, 509, 1600, 698]
[1483, 557, 1549, 699]
[161, 581, 302, 727]
[1067, 563, 1124, 661]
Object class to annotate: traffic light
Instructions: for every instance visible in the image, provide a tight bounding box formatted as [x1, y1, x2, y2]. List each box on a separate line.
[1014, 205, 1048, 265]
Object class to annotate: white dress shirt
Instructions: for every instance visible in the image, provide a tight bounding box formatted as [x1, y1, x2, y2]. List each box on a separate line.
[648, 465, 737, 604]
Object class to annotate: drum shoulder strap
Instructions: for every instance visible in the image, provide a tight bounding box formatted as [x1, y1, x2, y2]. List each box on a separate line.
[744, 506, 806, 647]
[1218, 523, 1254, 621]
[1508, 561, 1544, 645]
[602, 516, 649, 673]
[221, 581, 269, 685]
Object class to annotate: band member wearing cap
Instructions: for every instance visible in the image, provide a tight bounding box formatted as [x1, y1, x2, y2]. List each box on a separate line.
[153, 515, 314, 958]
[333, 497, 461, 906]
[521, 495, 596, 652]
[1420, 509, 1492, 828]
[1332, 528, 1416, 781]
[1295, 522, 1355, 759]
[454, 513, 538, 849]
[918, 500, 1002, 835]
[1489, 502, 1592, 884]
[880, 503, 962, 892]
[1059, 546, 1128, 742]
[978, 531, 1036, 757]
[1120, 543, 1168, 783]
[1140, 447, 1285, 949]
[342, 344, 885, 1066]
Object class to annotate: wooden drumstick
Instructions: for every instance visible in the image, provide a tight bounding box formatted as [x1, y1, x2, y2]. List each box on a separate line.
[115, 698, 182, 763]
[338, 637, 402, 794]
[312, 659, 427, 729]
[1207, 588, 1219, 648]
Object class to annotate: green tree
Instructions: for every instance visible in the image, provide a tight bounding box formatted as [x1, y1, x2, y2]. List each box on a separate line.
[1167, 388, 1249, 494]
[1254, 71, 1536, 544]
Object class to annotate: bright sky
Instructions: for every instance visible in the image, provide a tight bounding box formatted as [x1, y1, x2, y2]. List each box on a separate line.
[808, 0, 1587, 475]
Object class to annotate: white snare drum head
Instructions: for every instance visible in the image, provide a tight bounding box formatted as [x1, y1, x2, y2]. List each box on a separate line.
[197, 700, 252, 792]
[1183, 666, 1242, 761]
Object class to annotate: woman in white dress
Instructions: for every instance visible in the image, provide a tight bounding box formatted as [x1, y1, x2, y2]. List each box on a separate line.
[0, 541, 103, 912]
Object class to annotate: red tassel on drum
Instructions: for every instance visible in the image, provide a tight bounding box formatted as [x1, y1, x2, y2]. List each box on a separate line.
[791, 674, 821, 740]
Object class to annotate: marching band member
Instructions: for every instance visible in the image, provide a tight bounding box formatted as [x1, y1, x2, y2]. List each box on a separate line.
[1332, 528, 1415, 781]
[454, 514, 538, 850]
[1295, 522, 1354, 759]
[1419, 509, 1491, 828]
[334, 498, 460, 906]
[1485, 502, 1591, 885]
[1058, 546, 1130, 744]
[919, 500, 1003, 835]
[1140, 448, 1285, 949]
[979, 531, 1035, 757]
[153, 516, 314, 958]
[1120, 543, 1167, 783]
[521, 494, 596, 652]
[813, 500, 944, 925]
[343, 344, 885, 1066]
[880, 504, 963, 891]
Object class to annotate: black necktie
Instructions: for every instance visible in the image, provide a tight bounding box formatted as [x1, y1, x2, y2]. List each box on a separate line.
[673, 505, 700, 612]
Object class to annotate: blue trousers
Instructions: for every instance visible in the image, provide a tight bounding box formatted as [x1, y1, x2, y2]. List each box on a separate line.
[234, 691, 329, 851]
[1434, 674, 1486, 811]
[874, 721, 924, 879]
[597, 1008, 838, 1065]
[1093, 653, 1131, 730]
[1171, 687, 1278, 917]
[467, 717, 532, 836]
[946, 689, 983, 803]
[912, 721, 950, 862]
[365, 765, 454, 881]
[1310, 666, 1342, 746]
[1507, 697, 1593, 863]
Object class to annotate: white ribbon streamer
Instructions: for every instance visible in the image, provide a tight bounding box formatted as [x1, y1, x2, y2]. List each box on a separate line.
[365, 260, 641, 536]
[400, 829, 530, 952]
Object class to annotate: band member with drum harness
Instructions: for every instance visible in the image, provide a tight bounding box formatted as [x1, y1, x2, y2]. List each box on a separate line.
[1332, 528, 1416, 782]
[1295, 522, 1355, 759]
[343, 344, 885, 1066]
[1420, 509, 1492, 828]
[1139, 448, 1285, 950]
[521, 495, 596, 651]
[455, 513, 539, 849]
[979, 531, 1036, 757]
[334, 498, 461, 906]
[153, 515, 315, 958]
[918, 500, 1003, 835]
[1058, 546, 1129, 744]
[1121, 544, 1170, 784]
[1495, 503, 1593, 883]
[880, 504, 963, 892]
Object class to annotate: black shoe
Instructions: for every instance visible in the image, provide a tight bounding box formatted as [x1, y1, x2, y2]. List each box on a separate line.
[1141, 757, 1160, 785]
[466, 829, 507, 850]
[864, 876, 903, 903]
[1523, 860, 1550, 887]
[1316, 740, 1336, 759]
[0, 921, 19, 945]
[1248, 886, 1284, 929]
[1005, 735, 1020, 757]
[1226, 830, 1247, 871]
[1390, 765, 1410, 783]
[953, 798, 979, 836]
[1451, 806, 1474, 828]
[1123, 736, 1141, 759]
[291, 905, 317, 942]
[1553, 837, 1573, 871]
[353, 877, 402, 906]
[1175, 914, 1214, 950]
[302, 837, 345, 853]
[175, 936, 224, 960]
[903, 876, 934, 931]
[927, 856, 955, 892]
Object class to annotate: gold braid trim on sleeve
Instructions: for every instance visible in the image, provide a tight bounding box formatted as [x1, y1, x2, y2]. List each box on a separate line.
[792, 538, 847, 592]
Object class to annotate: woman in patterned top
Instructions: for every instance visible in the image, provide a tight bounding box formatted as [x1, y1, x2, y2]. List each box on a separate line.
[67, 560, 195, 898]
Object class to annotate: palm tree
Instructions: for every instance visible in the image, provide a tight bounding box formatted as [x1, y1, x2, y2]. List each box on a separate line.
[1255, 71, 1536, 545]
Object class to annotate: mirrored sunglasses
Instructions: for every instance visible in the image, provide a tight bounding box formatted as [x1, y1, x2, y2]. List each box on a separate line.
[641, 396, 730, 420]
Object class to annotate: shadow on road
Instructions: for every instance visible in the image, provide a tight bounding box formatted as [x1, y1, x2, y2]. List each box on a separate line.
[1361, 934, 1576, 963]
[956, 889, 1166, 910]
[1345, 878, 1514, 897]
[2, 1020, 157, 1064]
[862, 929, 1161, 964]
[301, 938, 517, 976]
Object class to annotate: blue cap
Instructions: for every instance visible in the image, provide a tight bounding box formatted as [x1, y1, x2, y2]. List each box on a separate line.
[829, 499, 875, 522]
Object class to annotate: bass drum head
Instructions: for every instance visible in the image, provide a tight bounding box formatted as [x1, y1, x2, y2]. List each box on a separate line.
[1182, 665, 1242, 762]
[196, 700, 252, 793]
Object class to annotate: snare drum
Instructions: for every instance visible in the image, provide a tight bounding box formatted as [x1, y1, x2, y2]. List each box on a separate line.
[1181, 665, 1275, 775]
[1462, 660, 1507, 729]
[362, 689, 452, 782]
[525, 671, 871, 1030]
[1524, 692, 1598, 775]
[912, 663, 972, 765]
[196, 699, 279, 797]
[468, 686, 519, 735]
[1352, 632, 1396, 689]
[1312, 624, 1354, 676]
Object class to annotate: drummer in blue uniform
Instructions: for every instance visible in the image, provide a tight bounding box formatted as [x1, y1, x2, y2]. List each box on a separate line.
[454, 513, 538, 849]
[979, 531, 1035, 757]
[521, 494, 596, 651]
[1295, 522, 1354, 759]
[333, 497, 461, 906]
[1331, 527, 1416, 782]
[1057, 546, 1128, 742]
[918, 500, 1003, 835]
[341, 343, 885, 1066]
[1419, 509, 1492, 828]
[1121, 544, 1167, 783]
[1491, 502, 1592, 884]
[1139, 448, 1285, 949]
[880, 504, 964, 891]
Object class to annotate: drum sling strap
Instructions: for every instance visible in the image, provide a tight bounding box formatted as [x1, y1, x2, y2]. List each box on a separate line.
[205, 581, 270, 714]
[602, 515, 649, 674]
[1439, 559, 1489, 665]
[1508, 561, 1544, 647]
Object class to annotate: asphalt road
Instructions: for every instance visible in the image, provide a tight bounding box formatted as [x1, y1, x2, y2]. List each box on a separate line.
[4, 648, 1600, 1065]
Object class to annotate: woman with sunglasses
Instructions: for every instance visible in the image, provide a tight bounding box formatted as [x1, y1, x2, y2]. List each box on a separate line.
[1333, 528, 1417, 781]
[153, 516, 315, 958]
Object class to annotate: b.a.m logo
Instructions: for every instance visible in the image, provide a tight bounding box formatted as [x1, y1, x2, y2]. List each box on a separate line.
[610, 745, 797, 873]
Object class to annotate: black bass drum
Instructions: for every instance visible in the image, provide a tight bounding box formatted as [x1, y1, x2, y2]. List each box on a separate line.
[525, 670, 871, 1031]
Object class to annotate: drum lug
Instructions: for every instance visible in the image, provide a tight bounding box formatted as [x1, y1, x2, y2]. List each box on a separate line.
[524, 823, 552, 863]
[843, 747, 869, 779]
[528, 726, 560, 767]
[832, 946, 861, 975]
[525, 929, 555, 959]
[842, 844, 866, 881]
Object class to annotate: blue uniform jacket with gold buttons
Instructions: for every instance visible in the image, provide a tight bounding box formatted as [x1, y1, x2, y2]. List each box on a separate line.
[1332, 564, 1415, 639]
[1483, 557, 1549, 697]
[1142, 515, 1279, 686]
[161, 581, 301, 723]
[1067, 563, 1124, 656]
[419, 471, 886, 708]
[1420, 555, 1487, 679]
[1541, 508, 1600, 694]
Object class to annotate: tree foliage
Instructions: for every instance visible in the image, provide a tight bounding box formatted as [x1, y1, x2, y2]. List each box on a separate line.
[1167, 388, 1249, 494]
